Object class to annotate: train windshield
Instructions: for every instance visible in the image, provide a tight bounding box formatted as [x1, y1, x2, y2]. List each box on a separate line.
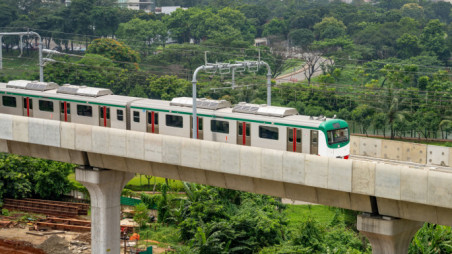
[327, 128, 349, 145]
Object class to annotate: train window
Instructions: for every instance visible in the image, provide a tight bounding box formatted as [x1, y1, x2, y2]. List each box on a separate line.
[238, 123, 250, 136]
[259, 126, 279, 140]
[211, 120, 229, 134]
[23, 98, 33, 109]
[166, 114, 183, 128]
[60, 102, 70, 114]
[147, 112, 159, 125]
[117, 109, 124, 121]
[327, 128, 349, 145]
[39, 100, 54, 112]
[2, 96, 17, 107]
[100, 107, 110, 119]
[133, 111, 140, 123]
[288, 129, 302, 143]
[77, 105, 92, 117]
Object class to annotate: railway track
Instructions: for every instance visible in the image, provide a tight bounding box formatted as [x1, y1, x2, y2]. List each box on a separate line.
[2, 198, 89, 218]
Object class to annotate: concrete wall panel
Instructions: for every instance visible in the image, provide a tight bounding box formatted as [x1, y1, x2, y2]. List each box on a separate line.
[12, 116, 28, 142]
[87, 153, 105, 168]
[29, 143, 50, 160]
[60, 122, 75, 149]
[220, 143, 240, 175]
[224, 174, 254, 193]
[350, 136, 360, 155]
[180, 139, 201, 169]
[8, 141, 30, 157]
[200, 141, 220, 172]
[254, 179, 285, 197]
[305, 154, 328, 188]
[125, 159, 152, 175]
[261, 150, 283, 181]
[317, 189, 351, 209]
[427, 145, 450, 167]
[381, 140, 402, 160]
[48, 147, 71, 163]
[239, 146, 262, 178]
[450, 148, 452, 168]
[350, 193, 372, 213]
[126, 132, 145, 160]
[162, 136, 181, 166]
[205, 171, 227, 188]
[92, 127, 109, 155]
[101, 155, 128, 172]
[376, 198, 400, 218]
[328, 158, 352, 192]
[359, 138, 381, 157]
[144, 134, 162, 163]
[28, 118, 60, 147]
[398, 201, 438, 224]
[403, 142, 427, 164]
[178, 166, 207, 185]
[428, 171, 452, 208]
[68, 150, 89, 165]
[284, 183, 318, 204]
[0, 114, 13, 140]
[282, 152, 305, 185]
[75, 125, 92, 152]
[400, 167, 428, 204]
[150, 162, 180, 180]
[0, 139, 8, 153]
[352, 160, 375, 195]
[437, 207, 452, 226]
[375, 164, 401, 200]
[107, 128, 126, 157]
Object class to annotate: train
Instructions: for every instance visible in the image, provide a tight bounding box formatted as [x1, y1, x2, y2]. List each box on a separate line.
[0, 80, 350, 158]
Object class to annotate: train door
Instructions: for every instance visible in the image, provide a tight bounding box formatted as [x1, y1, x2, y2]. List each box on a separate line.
[190, 116, 203, 139]
[60, 102, 71, 122]
[237, 121, 250, 146]
[23, 97, 33, 117]
[310, 130, 318, 155]
[287, 128, 302, 152]
[146, 111, 159, 134]
[99, 106, 111, 127]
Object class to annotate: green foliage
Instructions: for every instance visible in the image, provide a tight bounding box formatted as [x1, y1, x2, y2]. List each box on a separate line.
[0, 154, 75, 203]
[133, 203, 150, 228]
[1, 209, 9, 216]
[409, 223, 452, 253]
[87, 38, 140, 67]
[313, 17, 347, 40]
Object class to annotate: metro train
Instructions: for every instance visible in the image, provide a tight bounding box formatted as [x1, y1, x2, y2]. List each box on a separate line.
[0, 80, 350, 158]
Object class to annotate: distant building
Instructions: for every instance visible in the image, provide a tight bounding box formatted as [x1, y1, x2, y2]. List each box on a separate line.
[154, 6, 186, 15]
[118, 0, 155, 13]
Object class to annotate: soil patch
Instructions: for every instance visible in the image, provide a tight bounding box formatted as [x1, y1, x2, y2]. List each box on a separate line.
[38, 235, 70, 254]
[0, 238, 46, 254]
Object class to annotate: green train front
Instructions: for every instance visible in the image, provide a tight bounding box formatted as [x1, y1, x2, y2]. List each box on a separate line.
[318, 119, 350, 159]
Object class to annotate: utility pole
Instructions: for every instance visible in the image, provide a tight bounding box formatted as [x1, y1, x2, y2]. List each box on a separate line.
[191, 60, 273, 139]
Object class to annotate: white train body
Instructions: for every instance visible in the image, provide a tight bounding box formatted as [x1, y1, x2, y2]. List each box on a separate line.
[0, 80, 350, 158]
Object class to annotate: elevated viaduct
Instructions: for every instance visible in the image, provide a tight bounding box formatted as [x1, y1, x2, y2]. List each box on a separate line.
[0, 113, 451, 254]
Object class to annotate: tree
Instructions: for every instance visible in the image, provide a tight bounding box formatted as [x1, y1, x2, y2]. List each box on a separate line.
[133, 203, 149, 228]
[396, 33, 420, 59]
[401, 3, 424, 21]
[262, 18, 288, 38]
[420, 19, 450, 63]
[289, 29, 314, 49]
[116, 18, 168, 54]
[87, 38, 140, 68]
[313, 17, 346, 40]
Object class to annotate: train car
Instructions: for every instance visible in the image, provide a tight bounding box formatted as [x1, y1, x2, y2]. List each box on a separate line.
[0, 80, 350, 158]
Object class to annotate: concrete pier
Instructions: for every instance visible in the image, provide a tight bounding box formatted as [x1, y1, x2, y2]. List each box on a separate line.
[357, 214, 423, 254]
[76, 168, 134, 254]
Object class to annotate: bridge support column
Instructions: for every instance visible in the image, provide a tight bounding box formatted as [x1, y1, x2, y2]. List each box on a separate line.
[357, 214, 423, 254]
[76, 168, 134, 254]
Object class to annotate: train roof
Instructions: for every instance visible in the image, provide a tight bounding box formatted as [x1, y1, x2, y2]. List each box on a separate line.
[0, 80, 138, 107]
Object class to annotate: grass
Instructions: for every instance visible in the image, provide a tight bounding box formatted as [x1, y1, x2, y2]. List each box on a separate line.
[68, 173, 185, 192]
[0, 51, 40, 79]
[285, 204, 338, 229]
[137, 224, 181, 249]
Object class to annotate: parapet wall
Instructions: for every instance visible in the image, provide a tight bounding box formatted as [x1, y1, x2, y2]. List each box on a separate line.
[351, 136, 452, 167]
